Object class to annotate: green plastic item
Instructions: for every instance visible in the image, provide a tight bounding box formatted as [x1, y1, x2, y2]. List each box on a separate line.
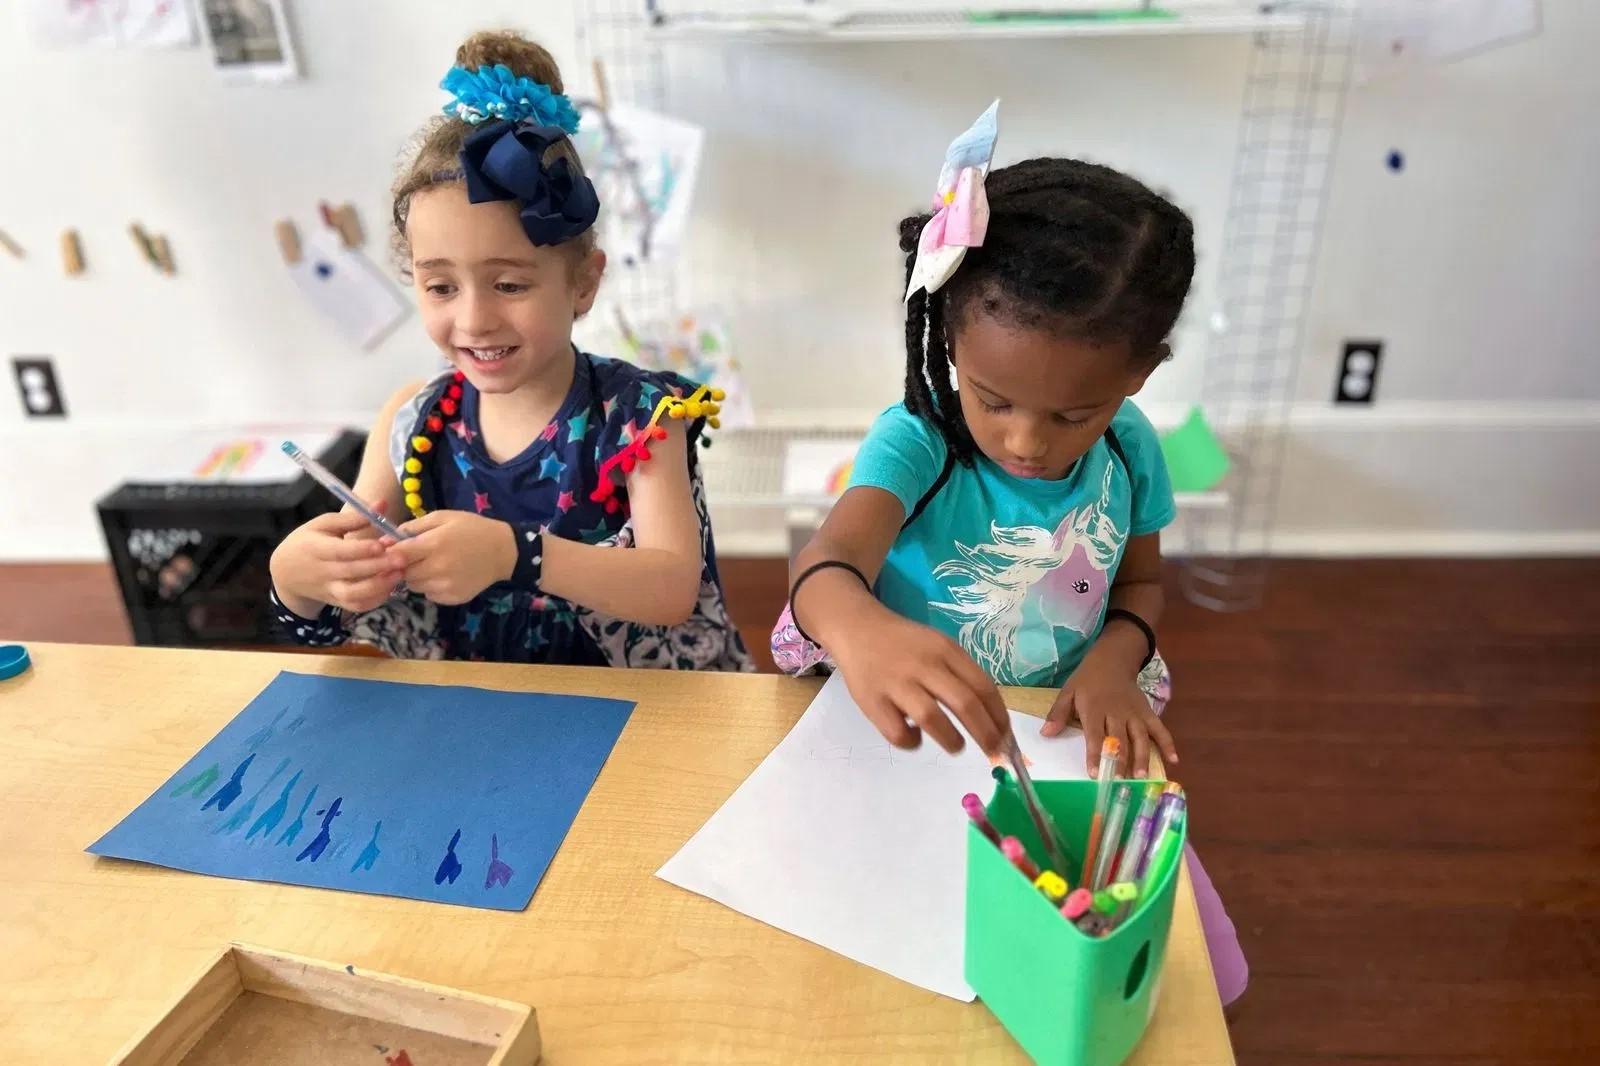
[1159, 406, 1231, 493]
[966, 778, 1186, 1066]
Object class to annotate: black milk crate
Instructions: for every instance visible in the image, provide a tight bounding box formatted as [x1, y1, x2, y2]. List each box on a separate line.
[96, 431, 365, 647]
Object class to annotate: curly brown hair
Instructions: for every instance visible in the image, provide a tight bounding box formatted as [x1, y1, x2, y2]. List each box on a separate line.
[390, 30, 596, 275]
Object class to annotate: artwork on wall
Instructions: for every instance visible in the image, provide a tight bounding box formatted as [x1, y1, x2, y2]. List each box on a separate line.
[198, 0, 299, 82]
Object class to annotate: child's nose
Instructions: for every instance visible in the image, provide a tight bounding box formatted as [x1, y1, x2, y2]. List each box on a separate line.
[1006, 422, 1049, 460]
[456, 289, 500, 334]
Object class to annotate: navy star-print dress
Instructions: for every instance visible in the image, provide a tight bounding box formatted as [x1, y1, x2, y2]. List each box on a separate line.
[272, 352, 752, 671]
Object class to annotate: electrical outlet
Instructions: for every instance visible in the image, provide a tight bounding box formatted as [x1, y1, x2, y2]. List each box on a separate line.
[1335, 340, 1382, 404]
[12, 357, 66, 418]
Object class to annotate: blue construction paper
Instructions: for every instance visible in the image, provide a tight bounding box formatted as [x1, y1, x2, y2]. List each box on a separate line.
[88, 671, 635, 911]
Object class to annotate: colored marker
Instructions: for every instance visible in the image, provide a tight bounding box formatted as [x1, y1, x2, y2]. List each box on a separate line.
[1141, 812, 1186, 898]
[1079, 736, 1121, 884]
[1000, 737, 1075, 880]
[1000, 836, 1040, 881]
[1033, 870, 1068, 904]
[1108, 881, 1139, 928]
[1113, 782, 1164, 885]
[282, 441, 412, 540]
[1091, 889, 1116, 916]
[1091, 783, 1133, 890]
[1137, 788, 1186, 882]
[1060, 887, 1094, 921]
[962, 792, 1002, 848]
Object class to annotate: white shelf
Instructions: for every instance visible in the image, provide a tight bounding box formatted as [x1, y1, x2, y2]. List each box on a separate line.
[651, 6, 1305, 44]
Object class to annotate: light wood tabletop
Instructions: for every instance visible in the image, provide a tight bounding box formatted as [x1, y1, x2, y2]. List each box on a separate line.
[0, 643, 1232, 1064]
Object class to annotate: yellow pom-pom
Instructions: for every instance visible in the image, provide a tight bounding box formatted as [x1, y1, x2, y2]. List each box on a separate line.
[405, 493, 422, 510]
[404, 457, 422, 474]
[668, 405, 685, 420]
[708, 416, 721, 429]
[705, 402, 721, 416]
[685, 401, 703, 418]
[710, 388, 726, 401]
[413, 436, 433, 453]
[402, 477, 421, 492]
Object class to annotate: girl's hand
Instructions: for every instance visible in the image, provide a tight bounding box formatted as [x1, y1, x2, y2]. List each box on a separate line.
[832, 608, 1011, 757]
[1043, 660, 1177, 778]
[270, 504, 404, 615]
[385, 511, 515, 606]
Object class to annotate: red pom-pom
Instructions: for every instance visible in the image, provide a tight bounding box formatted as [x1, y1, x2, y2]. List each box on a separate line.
[426, 416, 443, 432]
[638, 447, 652, 462]
[621, 455, 636, 473]
[653, 426, 668, 440]
[448, 384, 463, 399]
[440, 399, 458, 416]
[452, 371, 466, 384]
[605, 498, 619, 514]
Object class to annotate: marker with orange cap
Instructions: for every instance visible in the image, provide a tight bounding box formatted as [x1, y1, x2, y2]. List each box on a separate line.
[1000, 836, 1040, 881]
[1079, 736, 1121, 885]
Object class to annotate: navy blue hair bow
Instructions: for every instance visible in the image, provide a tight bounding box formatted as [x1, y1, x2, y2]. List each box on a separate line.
[458, 120, 600, 247]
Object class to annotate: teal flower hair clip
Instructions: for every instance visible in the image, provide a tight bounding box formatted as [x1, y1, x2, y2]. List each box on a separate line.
[439, 63, 581, 134]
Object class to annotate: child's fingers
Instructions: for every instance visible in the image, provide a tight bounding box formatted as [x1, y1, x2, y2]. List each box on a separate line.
[862, 692, 921, 750]
[308, 509, 380, 537]
[1082, 713, 1106, 777]
[328, 573, 400, 611]
[1126, 720, 1151, 780]
[913, 675, 973, 755]
[312, 537, 386, 563]
[938, 644, 1009, 750]
[395, 511, 451, 538]
[1143, 711, 1179, 769]
[1041, 688, 1075, 738]
[326, 555, 401, 583]
[925, 669, 1006, 756]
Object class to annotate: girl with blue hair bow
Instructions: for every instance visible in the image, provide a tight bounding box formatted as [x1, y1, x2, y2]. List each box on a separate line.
[269, 30, 751, 672]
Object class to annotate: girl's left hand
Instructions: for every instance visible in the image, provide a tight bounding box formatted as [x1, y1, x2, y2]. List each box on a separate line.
[1042, 661, 1178, 779]
[384, 511, 515, 606]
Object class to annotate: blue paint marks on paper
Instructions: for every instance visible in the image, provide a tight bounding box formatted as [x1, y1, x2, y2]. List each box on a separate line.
[1387, 149, 1405, 172]
[295, 797, 342, 863]
[352, 821, 382, 872]
[248, 770, 302, 841]
[217, 757, 290, 835]
[201, 754, 255, 812]
[86, 671, 636, 910]
[485, 833, 514, 889]
[278, 784, 318, 847]
[434, 829, 463, 885]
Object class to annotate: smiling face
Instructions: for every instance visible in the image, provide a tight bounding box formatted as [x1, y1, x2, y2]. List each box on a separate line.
[950, 309, 1159, 481]
[407, 183, 604, 395]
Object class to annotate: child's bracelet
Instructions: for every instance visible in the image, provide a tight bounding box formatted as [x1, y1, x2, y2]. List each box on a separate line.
[789, 560, 870, 646]
[509, 524, 545, 591]
[1103, 607, 1156, 670]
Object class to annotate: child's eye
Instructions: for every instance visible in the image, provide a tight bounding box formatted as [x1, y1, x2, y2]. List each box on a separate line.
[495, 282, 530, 295]
[1053, 413, 1092, 427]
[978, 398, 1011, 413]
[424, 283, 455, 298]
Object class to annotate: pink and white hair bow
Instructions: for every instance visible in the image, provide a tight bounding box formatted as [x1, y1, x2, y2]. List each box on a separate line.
[905, 99, 1001, 301]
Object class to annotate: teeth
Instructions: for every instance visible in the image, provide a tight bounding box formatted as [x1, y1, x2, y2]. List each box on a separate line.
[467, 347, 512, 362]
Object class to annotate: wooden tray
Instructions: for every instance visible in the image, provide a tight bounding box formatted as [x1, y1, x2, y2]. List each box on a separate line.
[112, 943, 539, 1065]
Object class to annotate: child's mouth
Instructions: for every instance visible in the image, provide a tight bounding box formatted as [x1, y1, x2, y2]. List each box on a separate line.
[459, 346, 518, 365]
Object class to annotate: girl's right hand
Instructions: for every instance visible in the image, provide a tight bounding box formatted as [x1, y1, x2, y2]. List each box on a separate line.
[832, 609, 1011, 757]
[269, 506, 404, 615]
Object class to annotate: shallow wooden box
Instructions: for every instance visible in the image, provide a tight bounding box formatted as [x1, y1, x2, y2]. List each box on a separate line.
[112, 944, 540, 1066]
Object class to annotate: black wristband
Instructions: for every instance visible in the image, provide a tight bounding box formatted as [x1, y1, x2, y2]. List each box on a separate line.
[1103, 607, 1156, 670]
[509, 523, 545, 590]
[789, 560, 870, 646]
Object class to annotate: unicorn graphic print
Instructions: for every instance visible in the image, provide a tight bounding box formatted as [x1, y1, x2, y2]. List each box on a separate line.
[933, 461, 1126, 686]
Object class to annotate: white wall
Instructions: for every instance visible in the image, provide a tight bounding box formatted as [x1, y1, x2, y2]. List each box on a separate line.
[2, 0, 1596, 560]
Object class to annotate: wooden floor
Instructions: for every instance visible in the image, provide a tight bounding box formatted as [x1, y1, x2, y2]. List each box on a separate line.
[3, 557, 1598, 1066]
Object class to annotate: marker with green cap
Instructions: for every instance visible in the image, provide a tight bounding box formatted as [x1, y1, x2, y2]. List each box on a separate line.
[1140, 811, 1187, 899]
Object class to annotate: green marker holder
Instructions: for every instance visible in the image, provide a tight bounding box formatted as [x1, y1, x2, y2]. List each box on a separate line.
[965, 779, 1186, 1066]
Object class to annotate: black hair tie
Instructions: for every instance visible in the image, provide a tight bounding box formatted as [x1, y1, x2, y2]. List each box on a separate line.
[1103, 607, 1157, 671]
[789, 561, 871, 646]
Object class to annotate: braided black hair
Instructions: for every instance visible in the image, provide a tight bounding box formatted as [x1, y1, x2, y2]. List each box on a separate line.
[901, 157, 1196, 466]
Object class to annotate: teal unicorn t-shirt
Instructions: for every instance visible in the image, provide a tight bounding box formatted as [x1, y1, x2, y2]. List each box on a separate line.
[849, 400, 1175, 689]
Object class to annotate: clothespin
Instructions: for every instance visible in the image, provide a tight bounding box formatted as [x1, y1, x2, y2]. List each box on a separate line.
[0, 229, 24, 259]
[591, 58, 612, 113]
[128, 223, 161, 270]
[275, 220, 302, 265]
[331, 203, 363, 249]
[152, 235, 176, 275]
[60, 229, 85, 276]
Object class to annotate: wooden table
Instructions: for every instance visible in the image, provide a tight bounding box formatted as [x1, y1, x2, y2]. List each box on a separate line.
[0, 644, 1232, 1064]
